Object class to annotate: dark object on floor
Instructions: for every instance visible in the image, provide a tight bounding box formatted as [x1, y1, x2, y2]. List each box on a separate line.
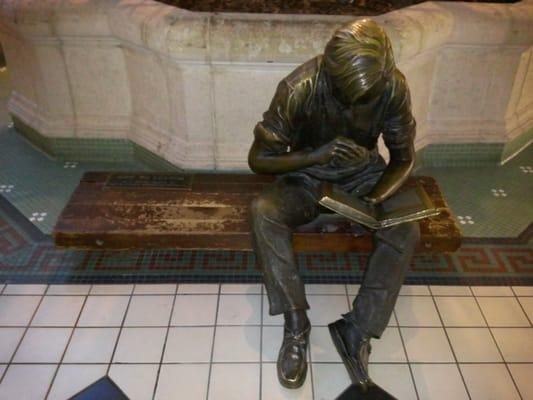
[69, 376, 128, 400]
[53, 173, 460, 253]
[336, 383, 397, 399]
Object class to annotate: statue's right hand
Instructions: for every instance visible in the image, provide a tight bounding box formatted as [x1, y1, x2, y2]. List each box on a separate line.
[309, 137, 364, 166]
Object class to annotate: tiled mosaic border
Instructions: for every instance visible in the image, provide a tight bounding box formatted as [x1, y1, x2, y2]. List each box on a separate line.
[1, 192, 531, 287]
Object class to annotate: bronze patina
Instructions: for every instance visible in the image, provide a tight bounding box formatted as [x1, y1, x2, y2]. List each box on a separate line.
[248, 19, 420, 392]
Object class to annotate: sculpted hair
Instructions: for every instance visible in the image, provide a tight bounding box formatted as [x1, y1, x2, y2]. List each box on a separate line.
[324, 19, 395, 101]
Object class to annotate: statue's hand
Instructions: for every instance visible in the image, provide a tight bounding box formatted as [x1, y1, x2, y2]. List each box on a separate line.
[310, 137, 367, 166]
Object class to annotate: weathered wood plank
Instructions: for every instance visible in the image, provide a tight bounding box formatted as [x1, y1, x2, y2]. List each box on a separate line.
[58, 204, 249, 222]
[53, 173, 462, 253]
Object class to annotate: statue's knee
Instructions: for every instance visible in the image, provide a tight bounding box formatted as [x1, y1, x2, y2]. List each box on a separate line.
[376, 222, 420, 252]
[250, 195, 280, 223]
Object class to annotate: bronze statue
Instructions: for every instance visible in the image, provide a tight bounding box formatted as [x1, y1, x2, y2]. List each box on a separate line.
[248, 19, 420, 391]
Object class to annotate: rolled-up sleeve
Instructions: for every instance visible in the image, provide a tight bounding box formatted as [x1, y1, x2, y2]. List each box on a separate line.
[382, 71, 416, 155]
[254, 80, 302, 154]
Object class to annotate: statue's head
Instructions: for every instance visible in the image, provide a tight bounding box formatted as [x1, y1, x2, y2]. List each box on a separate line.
[324, 19, 395, 106]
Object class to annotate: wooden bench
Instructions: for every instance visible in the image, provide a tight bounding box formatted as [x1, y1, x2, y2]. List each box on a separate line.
[52, 172, 461, 253]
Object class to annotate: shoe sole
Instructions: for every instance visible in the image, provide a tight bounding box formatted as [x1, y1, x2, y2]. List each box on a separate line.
[328, 322, 370, 389]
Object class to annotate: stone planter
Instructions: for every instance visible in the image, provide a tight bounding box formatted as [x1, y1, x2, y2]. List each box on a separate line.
[0, 0, 532, 169]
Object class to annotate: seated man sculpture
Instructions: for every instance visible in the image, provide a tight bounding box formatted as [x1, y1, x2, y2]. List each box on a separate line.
[248, 19, 420, 390]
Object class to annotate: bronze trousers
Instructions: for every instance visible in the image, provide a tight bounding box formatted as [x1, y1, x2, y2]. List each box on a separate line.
[250, 173, 420, 339]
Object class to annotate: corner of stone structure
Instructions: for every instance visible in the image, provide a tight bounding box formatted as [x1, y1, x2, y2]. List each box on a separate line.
[132, 142, 184, 172]
[11, 114, 56, 157]
[501, 127, 533, 164]
[10, 115, 184, 171]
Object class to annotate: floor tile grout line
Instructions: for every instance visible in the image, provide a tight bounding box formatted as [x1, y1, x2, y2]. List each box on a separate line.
[259, 285, 263, 400]
[6, 323, 531, 329]
[308, 326, 316, 400]
[0, 288, 48, 385]
[105, 287, 135, 376]
[5, 292, 512, 298]
[205, 284, 222, 400]
[4, 360, 533, 366]
[393, 309, 420, 400]
[44, 292, 89, 400]
[151, 284, 179, 400]
[513, 295, 533, 328]
[344, 284, 352, 312]
[429, 286, 472, 400]
[471, 292, 524, 400]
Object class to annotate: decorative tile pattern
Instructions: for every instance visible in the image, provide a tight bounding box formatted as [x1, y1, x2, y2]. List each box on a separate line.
[491, 188, 507, 197]
[29, 212, 47, 222]
[1, 183, 532, 286]
[63, 162, 78, 169]
[457, 215, 475, 225]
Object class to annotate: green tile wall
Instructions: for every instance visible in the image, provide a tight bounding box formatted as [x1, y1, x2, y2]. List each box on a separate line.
[12, 116, 183, 172]
[416, 143, 504, 168]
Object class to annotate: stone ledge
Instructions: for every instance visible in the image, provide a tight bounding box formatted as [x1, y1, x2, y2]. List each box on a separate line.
[0, 0, 532, 170]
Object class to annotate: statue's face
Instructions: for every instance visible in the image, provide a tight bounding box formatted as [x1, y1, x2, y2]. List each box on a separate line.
[330, 73, 387, 107]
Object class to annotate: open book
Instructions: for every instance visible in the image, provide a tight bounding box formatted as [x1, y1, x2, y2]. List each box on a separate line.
[319, 181, 441, 229]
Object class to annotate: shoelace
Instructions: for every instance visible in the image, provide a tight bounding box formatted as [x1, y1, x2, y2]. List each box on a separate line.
[283, 324, 311, 345]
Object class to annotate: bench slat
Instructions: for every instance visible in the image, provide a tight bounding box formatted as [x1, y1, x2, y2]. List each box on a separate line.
[53, 173, 461, 253]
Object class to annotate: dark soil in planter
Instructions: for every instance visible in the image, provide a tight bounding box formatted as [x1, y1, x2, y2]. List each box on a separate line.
[159, 0, 516, 15]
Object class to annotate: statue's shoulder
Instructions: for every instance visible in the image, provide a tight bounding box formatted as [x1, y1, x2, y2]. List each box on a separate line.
[281, 56, 323, 92]
[389, 68, 409, 96]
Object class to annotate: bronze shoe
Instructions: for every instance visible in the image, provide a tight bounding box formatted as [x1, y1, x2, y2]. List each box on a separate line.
[277, 323, 311, 389]
[328, 318, 373, 391]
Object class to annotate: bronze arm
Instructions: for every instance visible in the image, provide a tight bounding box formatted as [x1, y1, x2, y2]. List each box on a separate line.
[248, 140, 316, 175]
[364, 145, 415, 204]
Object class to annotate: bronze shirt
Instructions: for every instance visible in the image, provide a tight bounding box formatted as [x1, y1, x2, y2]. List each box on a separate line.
[254, 55, 416, 184]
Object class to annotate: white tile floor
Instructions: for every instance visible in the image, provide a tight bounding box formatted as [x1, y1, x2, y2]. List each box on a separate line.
[0, 283, 531, 400]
